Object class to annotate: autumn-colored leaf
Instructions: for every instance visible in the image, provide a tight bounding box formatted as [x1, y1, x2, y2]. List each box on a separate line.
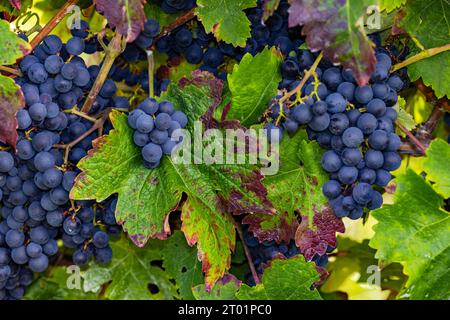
[0, 75, 25, 148]
[288, 0, 377, 86]
[94, 0, 146, 42]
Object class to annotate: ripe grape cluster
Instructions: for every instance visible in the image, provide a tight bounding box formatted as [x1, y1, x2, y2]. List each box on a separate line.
[128, 98, 188, 168]
[265, 51, 403, 220]
[0, 25, 124, 299]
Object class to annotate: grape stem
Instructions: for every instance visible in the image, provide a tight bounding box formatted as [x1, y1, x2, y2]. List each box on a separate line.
[29, 0, 79, 50]
[231, 217, 261, 285]
[396, 121, 427, 155]
[279, 52, 323, 105]
[391, 43, 450, 72]
[154, 9, 196, 42]
[0, 65, 22, 77]
[80, 32, 126, 114]
[54, 109, 111, 164]
[64, 107, 98, 122]
[146, 49, 155, 98]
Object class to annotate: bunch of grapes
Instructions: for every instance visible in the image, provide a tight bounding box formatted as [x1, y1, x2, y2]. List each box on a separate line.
[0, 20, 125, 299]
[127, 98, 188, 168]
[264, 51, 403, 220]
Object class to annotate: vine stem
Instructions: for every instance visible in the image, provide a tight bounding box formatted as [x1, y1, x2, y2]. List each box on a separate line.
[391, 43, 450, 72]
[80, 33, 126, 114]
[231, 217, 260, 285]
[146, 49, 155, 98]
[279, 52, 323, 105]
[396, 121, 427, 155]
[29, 0, 78, 50]
[154, 9, 196, 42]
[54, 109, 111, 164]
[0, 65, 22, 77]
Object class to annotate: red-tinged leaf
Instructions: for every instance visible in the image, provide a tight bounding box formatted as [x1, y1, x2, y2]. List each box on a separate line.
[0, 75, 25, 149]
[262, 0, 281, 21]
[288, 0, 377, 86]
[295, 207, 345, 261]
[181, 198, 236, 291]
[94, 0, 146, 42]
[243, 211, 299, 243]
[9, 0, 20, 10]
[244, 130, 328, 244]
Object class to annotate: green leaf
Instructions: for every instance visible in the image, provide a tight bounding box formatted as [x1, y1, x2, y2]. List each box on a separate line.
[72, 73, 274, 288]
[400, 0, 450, 98]
[0, 75, 25, 148]
[236, 256, 322, 300]
[288, 0, 378, 85]
[195, 0, 257, 47]
[321, 238, 407, 298]
[243, 130, 328, 243]
[422, 138, 450, 198]
[227, 47, 283, 126]
[380, 0, 406, 13]
[83, 237, 179, 300]
[0, 19, 30, 65]
[393, 97, 416, 136]
[162, 231, 204, 300]
[369, 170, 450, 300]
[24, 267, 99, 300]
[192, 274, 241, 300]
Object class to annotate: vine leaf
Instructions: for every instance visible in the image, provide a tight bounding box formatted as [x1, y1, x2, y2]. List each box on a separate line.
[94, 0, 146, 42]
[162, 231, 203, 300]
[181, 198, 236, 291]
[321, 238, 406, 299]
[295, 207, 345, 261]
[422, 139, 450, 199]
[195, 0, 257, 47]
[8, 0, 21, 10]
[400, 0, 450, 98]
[192, 274, 241, 300]
[380, 0, 407, 13]
[227, 47, 283, 127]
[243, 129, 344, 255]
[262, 0, 281, 21]
[72, 72, 275, 289]
[24, 267, 99, 300]
[83, 237, 179, 300]
[0, 75, 25, 149]
[0, 19, 31, 64]
[288, 0, 377, 86]
[0, 20, 29, 148]
[393, 97, 416, 136]
[236, 256, 322, 300]
[369, 170, 450, 300]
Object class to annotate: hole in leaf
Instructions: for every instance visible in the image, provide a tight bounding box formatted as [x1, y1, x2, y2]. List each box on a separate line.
[150, 259, 164, 270]
[181, 267, 187, 273]
[148, 283, 160, 294]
